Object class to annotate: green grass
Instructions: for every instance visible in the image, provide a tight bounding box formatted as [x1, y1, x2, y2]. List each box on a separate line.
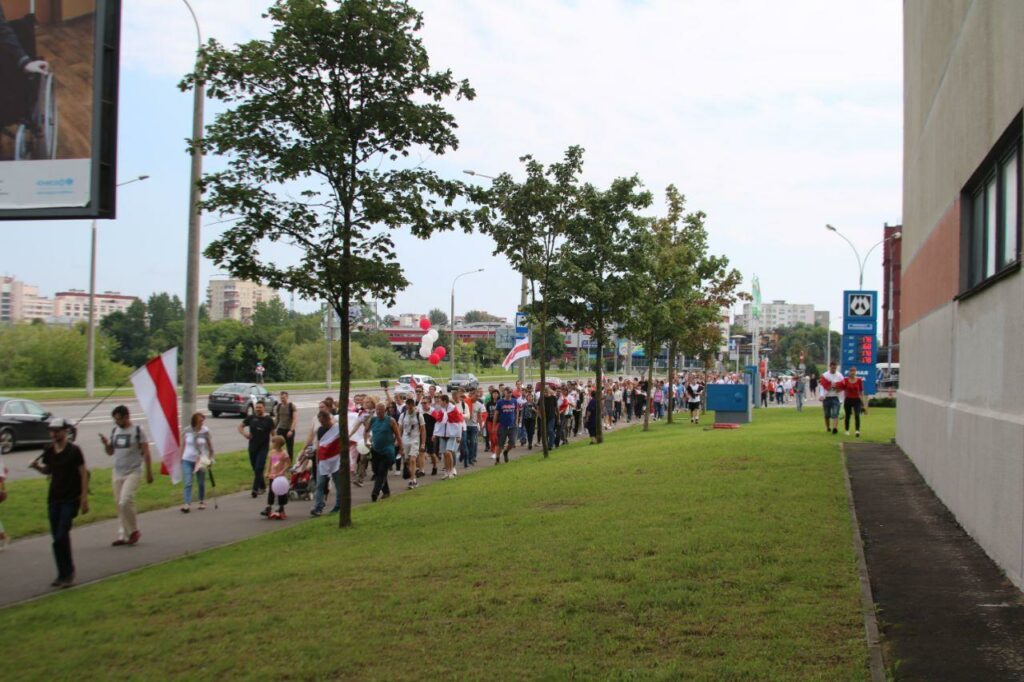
[0, 408, 894, 679]
[0, 450, 255, 540]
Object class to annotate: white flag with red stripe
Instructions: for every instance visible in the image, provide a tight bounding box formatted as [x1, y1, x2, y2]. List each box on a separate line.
[130, 348, 182, 482]
[502, 337, 531, 370]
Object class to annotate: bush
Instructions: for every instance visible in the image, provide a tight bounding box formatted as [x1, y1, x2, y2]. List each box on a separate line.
[0, 324, 130, 388]
[868, 397, 896, 408]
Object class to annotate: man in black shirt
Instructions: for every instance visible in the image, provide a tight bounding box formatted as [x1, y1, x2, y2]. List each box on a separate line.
[29, 418, 88, 588]
[238, 401, 275, 498]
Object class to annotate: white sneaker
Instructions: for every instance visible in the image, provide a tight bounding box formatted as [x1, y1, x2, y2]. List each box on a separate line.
[450, 469, 458, 478]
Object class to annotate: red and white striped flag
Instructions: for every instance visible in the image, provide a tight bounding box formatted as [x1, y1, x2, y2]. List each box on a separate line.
[502, 337, 531, 371]
[130, 348, 182, 482]
[317, 422, 342, 460]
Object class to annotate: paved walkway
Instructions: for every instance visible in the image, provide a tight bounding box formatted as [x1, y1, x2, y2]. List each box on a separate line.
[0, 424, 625, 609]
[845, 442, 1024, 680]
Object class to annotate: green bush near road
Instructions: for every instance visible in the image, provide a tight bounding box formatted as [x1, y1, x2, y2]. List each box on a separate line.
[0, 450, 255, 540]
[0, 409, 893, 679]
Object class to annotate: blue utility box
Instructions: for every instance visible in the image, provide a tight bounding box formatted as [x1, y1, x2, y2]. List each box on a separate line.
[706, 384, 752, 424]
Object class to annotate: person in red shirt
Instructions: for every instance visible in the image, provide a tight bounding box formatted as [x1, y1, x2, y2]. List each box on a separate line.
[836, 367, 868, 437]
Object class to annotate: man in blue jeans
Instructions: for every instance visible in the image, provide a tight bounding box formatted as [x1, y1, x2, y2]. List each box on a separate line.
[29, 418, 89, 588]
[495, 387, 519, 464]
[542, 386, 558, 449]
[461, 389, 484, 466]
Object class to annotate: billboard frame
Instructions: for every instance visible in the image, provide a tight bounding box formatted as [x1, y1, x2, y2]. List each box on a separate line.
[0, 0, 121, 221]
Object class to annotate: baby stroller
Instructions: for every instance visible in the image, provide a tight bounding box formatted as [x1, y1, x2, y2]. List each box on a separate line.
[0, 2, 58, 160]
[288, 445, 314, 501]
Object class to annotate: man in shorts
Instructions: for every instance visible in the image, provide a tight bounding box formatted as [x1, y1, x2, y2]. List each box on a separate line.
[398, 398, 425, 489]
[819, 360, 844, 434]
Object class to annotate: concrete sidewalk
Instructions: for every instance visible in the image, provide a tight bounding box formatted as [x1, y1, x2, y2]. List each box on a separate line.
[845, 442, 1024, 680]
[0, 425, 613, 609]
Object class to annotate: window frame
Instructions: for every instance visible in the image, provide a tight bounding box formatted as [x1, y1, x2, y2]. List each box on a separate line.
[959, 112, 1022, 298]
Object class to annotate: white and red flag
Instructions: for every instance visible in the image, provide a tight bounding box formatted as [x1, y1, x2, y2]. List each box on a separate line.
[317, 422, 342, 460]
[502, 337, 531, 371]
[130, 347, 181, 482]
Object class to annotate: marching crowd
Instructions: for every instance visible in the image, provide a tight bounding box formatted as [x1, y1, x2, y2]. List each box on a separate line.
[3, 364, 868, 590]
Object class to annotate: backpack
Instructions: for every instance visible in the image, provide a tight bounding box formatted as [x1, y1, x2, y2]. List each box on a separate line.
[522, 402, 537, 420]
[111, 425, 143, 449]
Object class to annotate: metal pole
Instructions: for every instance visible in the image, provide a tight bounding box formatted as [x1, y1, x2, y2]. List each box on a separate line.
[181, 0, 204, 424]
[85, 219, 97, 397]
[517, 274, 527, 382]
[450, 286, 456, 382]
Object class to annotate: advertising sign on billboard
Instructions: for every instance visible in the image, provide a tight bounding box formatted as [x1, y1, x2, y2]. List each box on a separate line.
[842, 290, 878, 394]
[0, 0, 121, 219]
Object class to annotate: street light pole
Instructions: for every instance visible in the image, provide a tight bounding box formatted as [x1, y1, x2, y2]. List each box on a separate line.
[181, 0, 204, 423]
[450, 268, 484, 381]
[825, 224, 901, 291]
[85, 175, 149, 397]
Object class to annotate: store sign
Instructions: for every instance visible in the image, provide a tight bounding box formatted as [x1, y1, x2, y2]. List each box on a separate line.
[842, 290, 878, 394]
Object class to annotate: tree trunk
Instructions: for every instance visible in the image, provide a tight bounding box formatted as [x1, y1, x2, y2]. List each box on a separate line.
[666, 339, 676, 424]
[335, 293, 353, 528]
[643, 333, 655, 432]
[538, 314, 550, 458]
[594, 335, 604, 444]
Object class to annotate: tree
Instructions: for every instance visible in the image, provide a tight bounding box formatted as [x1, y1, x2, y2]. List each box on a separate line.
[101, 300, 150, 368]
[529, 321, 566, 365]
[381, 314, 397, 327]
[463, 309, 502, 324]
[428, 308, 449, 327]
[192, 0, 475, 528]
[250, 298, 291, 331]
[146, 293, 184, 334]
[472, 337, 501, 367]
[556, 174, 652, 443]
[479, 146, 584, 457]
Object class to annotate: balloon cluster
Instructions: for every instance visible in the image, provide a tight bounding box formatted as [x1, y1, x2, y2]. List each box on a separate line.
[417, 318, 447, 366]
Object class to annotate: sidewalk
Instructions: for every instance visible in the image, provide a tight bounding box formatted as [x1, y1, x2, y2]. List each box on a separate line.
[0, 426, 613, 609]
[845, 442, 1024, 680]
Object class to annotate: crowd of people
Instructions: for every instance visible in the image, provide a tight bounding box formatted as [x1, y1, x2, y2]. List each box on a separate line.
[8, 364, 871, 590]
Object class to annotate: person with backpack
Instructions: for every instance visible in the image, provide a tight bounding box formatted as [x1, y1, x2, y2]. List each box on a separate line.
[521, 391, 538, 449]
[99, 405, 153, 545]
[273, 391, 298, 459]
[398, 397, 425, 489]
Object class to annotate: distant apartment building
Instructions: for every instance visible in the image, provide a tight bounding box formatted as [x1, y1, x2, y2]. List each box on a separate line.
[1, 276, 54, 322]
[397, 313, 421, 327]
[53, 290, 138, 322]
[207, 278, 279, 324]
[736, 300, 817, 332]
[813, 310, 830, 329]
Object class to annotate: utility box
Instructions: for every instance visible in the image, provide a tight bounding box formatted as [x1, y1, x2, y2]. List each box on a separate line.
[707, 384, 752, 425]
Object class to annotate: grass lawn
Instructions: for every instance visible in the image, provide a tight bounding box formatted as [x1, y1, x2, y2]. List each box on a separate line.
[1, 450, 255, 540]
[0, 408, 893, 679]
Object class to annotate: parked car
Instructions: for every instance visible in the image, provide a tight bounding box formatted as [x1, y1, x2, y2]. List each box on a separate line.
[207, 383, 278, 418]
[0, 397, 77, 454]
[393, 374, 438, 397]
[447, 373, 479, 393]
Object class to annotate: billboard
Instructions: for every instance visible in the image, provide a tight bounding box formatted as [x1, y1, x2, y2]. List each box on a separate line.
[0, 0, 120, 219]
[841, 290, 878, 394]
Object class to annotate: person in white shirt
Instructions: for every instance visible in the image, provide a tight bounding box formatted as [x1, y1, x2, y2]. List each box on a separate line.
[398, 398, 425, 489]
[819, 361, 845, 434]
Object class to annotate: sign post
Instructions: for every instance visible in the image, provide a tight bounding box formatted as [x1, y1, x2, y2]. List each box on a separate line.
[514, 311, 529, 379]
[842, 290, 879, 395]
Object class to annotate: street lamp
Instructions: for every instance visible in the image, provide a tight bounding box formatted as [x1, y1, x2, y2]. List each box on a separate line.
[463, 169, 529, 382]
[181, 0, 205, 430]
[85, 174, 150, 397]
[450, 268, 484, 381]
[825, 224, 902, 290]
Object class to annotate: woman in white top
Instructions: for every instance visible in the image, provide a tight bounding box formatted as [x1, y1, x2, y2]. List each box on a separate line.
[181, 412, 214, 513]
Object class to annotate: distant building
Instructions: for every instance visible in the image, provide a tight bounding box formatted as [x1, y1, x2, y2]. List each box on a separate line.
[53, 290, 137, 322]
[813, 310, 830, 329]
[397, 313, 421, 327]
[0, 276, 53, 322]
[206, 279, 279, 324]
[900, 1, 1022, 588]
[881, 223, 902, 363]
[736, 300, 817, 332]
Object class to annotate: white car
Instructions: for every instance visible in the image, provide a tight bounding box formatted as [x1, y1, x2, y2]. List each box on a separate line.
[393, 374, 438, 397]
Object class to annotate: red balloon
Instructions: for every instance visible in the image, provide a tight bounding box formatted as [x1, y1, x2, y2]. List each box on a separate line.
[435, 347, 447, 359]
[419, 318, 431, 331]
[428, 353, 440, 366]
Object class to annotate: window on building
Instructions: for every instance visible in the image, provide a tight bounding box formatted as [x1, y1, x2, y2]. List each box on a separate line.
[962, 114, 1021, 292]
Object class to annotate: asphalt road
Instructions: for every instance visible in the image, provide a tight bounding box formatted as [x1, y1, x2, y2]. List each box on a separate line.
[3, 387, 392, 482]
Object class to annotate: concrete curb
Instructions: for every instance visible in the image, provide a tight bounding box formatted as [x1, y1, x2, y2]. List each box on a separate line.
[840, 443, 887, 682]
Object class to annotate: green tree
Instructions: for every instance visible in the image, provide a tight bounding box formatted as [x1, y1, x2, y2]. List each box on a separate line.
[0, 324, 129, 388]
[146, 293, 184, 334]
[250, 298, 291, 331]
[192, 0, 475, 528]
[463, 309, 502, 324]
[381, 314, 397, 327]
[472, 338, 502, 368]
[100, 300, 150, 368]
[479, 146, 584, 456]
[428, 308, 449, 327]
[555, 173, 652, 442]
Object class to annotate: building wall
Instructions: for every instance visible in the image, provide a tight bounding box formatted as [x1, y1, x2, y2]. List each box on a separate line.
[900, 0, 1024, 588]
[207, 279, 279, 324]
[738, 300, 817, 332]
[53, 291, 136, 321]
[1, 277, 54, 322]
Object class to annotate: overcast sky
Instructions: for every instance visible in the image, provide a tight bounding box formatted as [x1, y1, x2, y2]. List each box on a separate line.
[2, 0, 902, 329]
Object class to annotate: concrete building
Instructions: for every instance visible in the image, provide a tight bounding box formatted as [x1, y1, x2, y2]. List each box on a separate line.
[0, 276, 53, 322]
[736, 300, 816, 332]
[53, 290, 136, 322]
[206, 279, 279, 324]
[881, 223, 902, 363]
[813, 310, 830, 329]
[900, 1, 1023, 588]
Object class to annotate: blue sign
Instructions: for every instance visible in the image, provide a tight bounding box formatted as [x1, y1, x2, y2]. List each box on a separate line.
[842, 290, 878, 394]
[515, 311, 528, 336]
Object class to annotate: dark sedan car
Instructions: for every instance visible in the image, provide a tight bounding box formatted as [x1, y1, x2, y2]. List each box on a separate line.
[446, 373, 479, 393]
[207, 383, 278, 418]
[0, 397, 77, 454]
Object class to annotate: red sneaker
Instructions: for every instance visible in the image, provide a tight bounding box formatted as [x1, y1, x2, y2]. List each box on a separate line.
[269, 511, 281, 520]
[127, 531, 141, 545]
[277, 511, 288, 520]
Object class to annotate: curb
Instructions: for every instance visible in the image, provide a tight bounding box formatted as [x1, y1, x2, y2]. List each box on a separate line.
[840, 443, 887, 682]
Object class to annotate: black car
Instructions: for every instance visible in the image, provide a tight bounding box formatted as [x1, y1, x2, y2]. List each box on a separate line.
[207, 383, 278, 418]
[0, 397, 77, 454]
[447, 373, 479, 393]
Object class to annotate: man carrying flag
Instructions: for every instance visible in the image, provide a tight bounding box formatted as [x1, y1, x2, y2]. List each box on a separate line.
[502, 337, 531, 371]
[310, 409, 342, 517]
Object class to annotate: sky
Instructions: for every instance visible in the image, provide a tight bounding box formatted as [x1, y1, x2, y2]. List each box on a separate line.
[1, 0, 903, 330]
